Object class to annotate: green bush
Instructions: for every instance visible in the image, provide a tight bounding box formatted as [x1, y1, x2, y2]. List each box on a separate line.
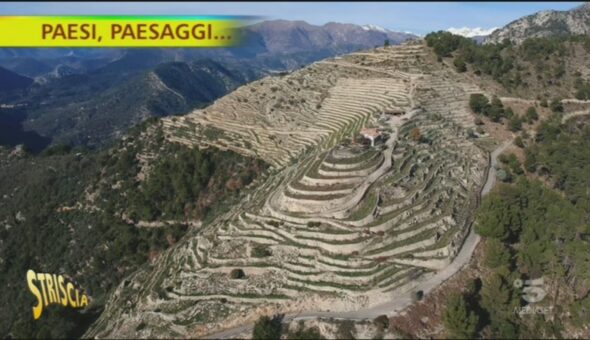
[454, 56, 467, 72]
[508, 116, 522, 132]
[373, 315, 390, 331]
[469, 94, 490, 114]
[443, 293, 479, 339]
[549, 99, 564, 113]
[525, 106, 539, 123]
[251, 245, 272, 258]
[229, 268, 246, 279]
[252, 315, 283, 340]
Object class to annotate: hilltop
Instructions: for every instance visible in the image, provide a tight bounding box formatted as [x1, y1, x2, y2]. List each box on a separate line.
[85, 40, 494, 338]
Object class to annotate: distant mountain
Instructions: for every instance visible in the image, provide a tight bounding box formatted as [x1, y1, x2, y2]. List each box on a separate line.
[0, 67, 33, 92]
[243, 20, 415, 55]
[446, 27, 497, 45]
[447, 26, 499, 38]
[486, 3, 590, 44]
[0, 20, 416, 149]
[15, 59, 260, 147]
[0, 49, 123, 79]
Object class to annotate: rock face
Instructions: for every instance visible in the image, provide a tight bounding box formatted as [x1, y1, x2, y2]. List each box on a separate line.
[86, 41, 491, 338]
[486, 3, 590, 44]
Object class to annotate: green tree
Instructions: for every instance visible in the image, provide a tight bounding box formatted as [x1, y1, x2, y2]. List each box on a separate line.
[253, 315, 283, 340]
[508, 116, 522, 132]
[475, 184, 524, 241]
[287, 324, 325, 340]
[525, 107, 539, 123]
[549, 99, 563, 113]
[384, 39, 390, 47]
[454, 56, 467, 72]
[488, 96, 505, 122]
[443, 293, 479, 339]
[504, 107, 514, 118]
[484, 238, 512, 269]
[229, 268, 245, 279]
[481, 273, 516, 316]
[469, 94, 490, 114]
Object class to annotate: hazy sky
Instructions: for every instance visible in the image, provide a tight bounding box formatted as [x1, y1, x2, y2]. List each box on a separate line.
[1, 2, 583, 35]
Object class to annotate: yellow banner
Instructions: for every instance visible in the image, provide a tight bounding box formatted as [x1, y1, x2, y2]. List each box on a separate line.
[0, 16, 245, 47]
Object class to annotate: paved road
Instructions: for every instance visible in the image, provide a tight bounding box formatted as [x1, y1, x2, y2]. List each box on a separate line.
[204, 140, 512, 339]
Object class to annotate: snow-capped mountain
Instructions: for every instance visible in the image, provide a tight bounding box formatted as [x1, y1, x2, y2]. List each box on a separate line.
[362, 24, 388, 33]
[447, 26, 499, 38]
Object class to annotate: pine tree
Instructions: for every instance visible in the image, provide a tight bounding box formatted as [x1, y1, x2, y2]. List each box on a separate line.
[253, 315, 283, 340]
[483, 238, 512, 269]
[443, 293, 479, 339]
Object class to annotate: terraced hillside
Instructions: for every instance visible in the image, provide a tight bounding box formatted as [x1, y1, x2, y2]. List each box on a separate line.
[87, 41, 491, 338]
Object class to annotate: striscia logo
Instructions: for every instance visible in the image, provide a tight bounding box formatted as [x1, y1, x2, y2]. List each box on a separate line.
[26, 270, 89, 320]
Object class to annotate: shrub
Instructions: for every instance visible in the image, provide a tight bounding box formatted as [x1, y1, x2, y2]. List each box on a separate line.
[443, 293, 479, 339]
[252, 315, 283, 340]
[488, 96, 505, 122]
[469, 94, 490, 114]
[454, 56, 467, 72]
[336, 320, 355, 339]
[549, 99, 563, 113]
[229, 268, 245, 279]
[525, 107, 539, 122]
[483, 238, 512, 269]
[251, 245, 272, 258]
[287, 324, 324, 340]
[373, 315, 390, 331]
[410, 127, 422, 142]
[508, 116, 522, 132]
[514, 136, 524, 148]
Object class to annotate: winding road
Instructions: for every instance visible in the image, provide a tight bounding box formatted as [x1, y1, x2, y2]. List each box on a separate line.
[204, 140, 512, 339]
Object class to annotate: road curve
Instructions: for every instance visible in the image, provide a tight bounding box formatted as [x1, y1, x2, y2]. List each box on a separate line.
[203, 140, 512, 339]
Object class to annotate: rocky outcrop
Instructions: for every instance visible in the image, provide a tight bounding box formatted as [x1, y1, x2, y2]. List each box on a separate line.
[486, 3, 590, 44]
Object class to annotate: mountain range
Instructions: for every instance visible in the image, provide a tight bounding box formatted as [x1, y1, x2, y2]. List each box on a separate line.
[0, 20, 416, 151]
[486, 2, 590, 44]
[0, 21, 416, 79]
[0, 66, 33, 92]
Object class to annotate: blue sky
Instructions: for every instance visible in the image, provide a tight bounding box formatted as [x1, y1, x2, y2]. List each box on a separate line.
[1, 2, 583, 35]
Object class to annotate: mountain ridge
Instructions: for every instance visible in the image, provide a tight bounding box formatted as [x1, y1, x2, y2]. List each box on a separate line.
[486, 2, 590, 44]
[0, 66, 33, 92]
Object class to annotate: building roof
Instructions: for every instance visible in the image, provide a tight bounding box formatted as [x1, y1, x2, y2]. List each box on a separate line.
[360, 128, 381, 138]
